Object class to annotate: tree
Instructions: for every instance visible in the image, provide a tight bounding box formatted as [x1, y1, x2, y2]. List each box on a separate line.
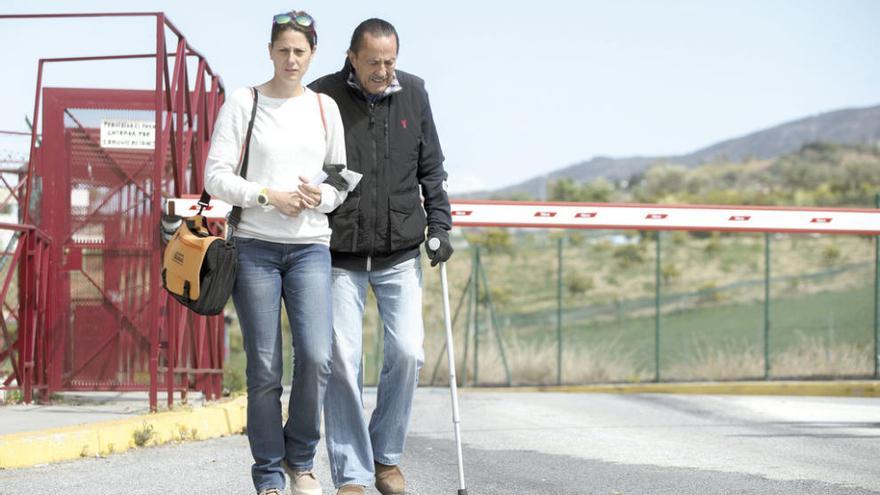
[632, 163, 688, 202]
[465, 228, 513, 254]
[547, 177, 615, 202]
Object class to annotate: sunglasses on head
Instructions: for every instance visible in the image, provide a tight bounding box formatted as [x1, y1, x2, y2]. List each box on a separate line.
[274, 11, 314, 28]
[273, 11, 316, 44]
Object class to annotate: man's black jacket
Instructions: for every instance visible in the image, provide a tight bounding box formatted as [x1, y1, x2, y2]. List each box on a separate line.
[309, 60, 452, 270]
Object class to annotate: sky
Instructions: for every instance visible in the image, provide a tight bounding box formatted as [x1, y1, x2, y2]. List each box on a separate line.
[1, 0, 879, 194]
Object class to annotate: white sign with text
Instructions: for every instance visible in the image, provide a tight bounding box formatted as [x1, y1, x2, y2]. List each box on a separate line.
[100, 119, 155, 150]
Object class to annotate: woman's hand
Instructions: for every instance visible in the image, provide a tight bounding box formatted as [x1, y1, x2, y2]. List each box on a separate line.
[264, 177, 321, 217]
[268, 190, 307, 217]
[296, 176, 322, 209]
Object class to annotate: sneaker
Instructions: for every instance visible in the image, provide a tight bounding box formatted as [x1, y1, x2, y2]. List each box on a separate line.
[282, 462, 322, 495]
[374, 462, 405, 495]
[336, 485, 366, 495]
[258, 489, 283, 495]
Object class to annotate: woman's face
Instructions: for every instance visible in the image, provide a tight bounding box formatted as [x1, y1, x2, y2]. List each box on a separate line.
[268, 29, 314, 86]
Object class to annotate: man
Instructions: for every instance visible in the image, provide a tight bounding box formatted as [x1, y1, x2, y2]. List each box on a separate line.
[309, 17, 453, 495]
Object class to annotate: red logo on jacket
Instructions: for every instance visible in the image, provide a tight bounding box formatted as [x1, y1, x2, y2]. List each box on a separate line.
[401, 119, 408, 129]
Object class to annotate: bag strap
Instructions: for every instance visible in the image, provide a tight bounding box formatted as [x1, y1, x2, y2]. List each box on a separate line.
[239, 88, 260, 181]
[197, 87, 259, 228]
[226, 88, 260, 229]
[316, 92, 327, 134]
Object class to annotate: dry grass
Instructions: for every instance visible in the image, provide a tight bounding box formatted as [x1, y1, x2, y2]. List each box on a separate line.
[665, 339, 765, 380]
[657, 334, 871, 382]
[423, 334, 650, 386]
[772, 334, 873, 377]
[424, 332, 874, 386]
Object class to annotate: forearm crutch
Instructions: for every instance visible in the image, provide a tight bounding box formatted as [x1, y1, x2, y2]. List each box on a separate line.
[431, 236, 468, 495]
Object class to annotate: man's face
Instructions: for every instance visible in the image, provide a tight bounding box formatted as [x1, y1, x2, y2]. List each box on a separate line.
[348, 33, 398, 95]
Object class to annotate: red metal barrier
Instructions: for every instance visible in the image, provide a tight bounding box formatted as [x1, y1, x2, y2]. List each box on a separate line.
[0, 13, 226, 411]
[0, 224, 51, 403]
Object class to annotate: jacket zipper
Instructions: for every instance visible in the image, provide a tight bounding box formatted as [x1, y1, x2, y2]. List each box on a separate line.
[369, 101, 379, 265]
[366, 255, 372, 272]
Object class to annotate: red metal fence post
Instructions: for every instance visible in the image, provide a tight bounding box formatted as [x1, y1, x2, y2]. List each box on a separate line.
[149, 13, 166, 412]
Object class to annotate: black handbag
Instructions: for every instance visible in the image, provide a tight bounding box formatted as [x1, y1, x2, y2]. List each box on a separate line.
[160, 88, 259, 315]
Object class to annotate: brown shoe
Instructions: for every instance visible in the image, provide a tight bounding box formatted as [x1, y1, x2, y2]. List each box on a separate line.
[374, 462, 405, 495]
[336, 485, 366, 495]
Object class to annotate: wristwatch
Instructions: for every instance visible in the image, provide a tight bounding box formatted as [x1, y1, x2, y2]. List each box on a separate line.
[256, 188, 270, 207]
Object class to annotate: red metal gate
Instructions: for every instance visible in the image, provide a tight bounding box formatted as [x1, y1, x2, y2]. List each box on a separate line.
[40, 88, 156, 397]
[0, 12, 227, 411]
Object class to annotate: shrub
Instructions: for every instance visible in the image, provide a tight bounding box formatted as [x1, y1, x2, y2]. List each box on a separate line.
[133, 422, 155, 447]
[820, 245, 842, 267]
[566, 275, 594, 296]
[696, 281, 723, 304]
[466, 229, 513, 255]
[703, 236, 721, 256]
[612, 244, 645, 269]
[661, 263, 680, 285]
[223, 367, 245, 396]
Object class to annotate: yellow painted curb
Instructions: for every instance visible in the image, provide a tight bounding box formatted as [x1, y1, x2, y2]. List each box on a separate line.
[0, 396, 247, 469]
[464, 380, 880, 397]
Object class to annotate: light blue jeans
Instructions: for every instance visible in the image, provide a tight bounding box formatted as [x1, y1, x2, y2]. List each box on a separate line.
[324, 255, 425, 488]
[233, 238, 334, 493]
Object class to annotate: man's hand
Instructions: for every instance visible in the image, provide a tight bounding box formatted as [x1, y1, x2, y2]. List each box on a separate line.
[426, 229, 453, 267]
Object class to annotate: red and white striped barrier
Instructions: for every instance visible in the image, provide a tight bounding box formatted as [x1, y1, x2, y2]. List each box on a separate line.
[449, 200, 880, 235]
[167, 196, 880, 235]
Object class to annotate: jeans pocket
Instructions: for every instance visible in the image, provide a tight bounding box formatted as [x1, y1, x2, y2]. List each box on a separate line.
[234, 236, 258, 246]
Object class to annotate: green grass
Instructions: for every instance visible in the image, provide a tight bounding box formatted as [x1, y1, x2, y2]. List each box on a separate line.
[582, 285, 871, 368]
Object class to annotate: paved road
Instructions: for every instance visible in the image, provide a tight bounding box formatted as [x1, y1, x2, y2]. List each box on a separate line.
[2, 389, 879, 494]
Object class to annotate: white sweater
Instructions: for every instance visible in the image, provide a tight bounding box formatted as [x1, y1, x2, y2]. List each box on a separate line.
[205, 87, 347, 245]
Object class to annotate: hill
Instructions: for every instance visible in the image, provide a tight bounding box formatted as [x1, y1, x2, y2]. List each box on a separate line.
[461, 104, 880, 200]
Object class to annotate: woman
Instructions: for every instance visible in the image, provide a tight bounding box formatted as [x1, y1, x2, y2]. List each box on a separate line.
[205, 10, 355, 495]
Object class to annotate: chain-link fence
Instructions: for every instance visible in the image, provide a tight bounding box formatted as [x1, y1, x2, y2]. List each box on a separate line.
[354, 228, 878, 387]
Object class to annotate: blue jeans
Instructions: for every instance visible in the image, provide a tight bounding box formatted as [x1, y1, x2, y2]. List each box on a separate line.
[233, 238, 334, 493]
[324, 255, 425, 488]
